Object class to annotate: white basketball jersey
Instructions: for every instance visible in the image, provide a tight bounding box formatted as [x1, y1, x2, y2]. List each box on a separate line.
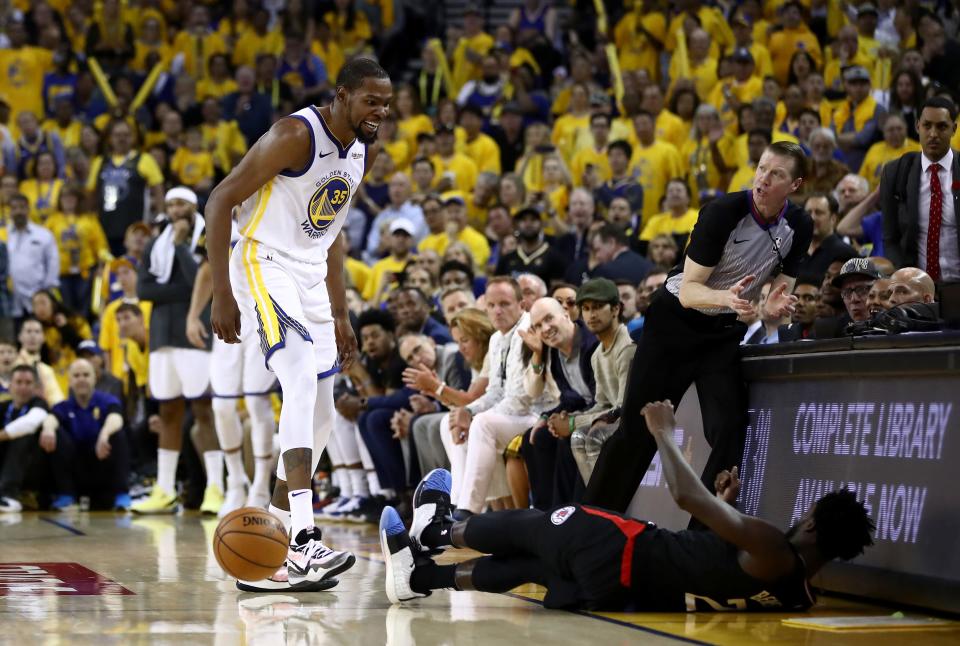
[236, 106, 367, 266]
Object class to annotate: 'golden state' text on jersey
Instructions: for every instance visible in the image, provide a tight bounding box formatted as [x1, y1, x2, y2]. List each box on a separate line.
[236, 106, 367, 269]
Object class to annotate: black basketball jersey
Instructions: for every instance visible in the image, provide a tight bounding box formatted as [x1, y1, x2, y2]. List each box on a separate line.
[629, 526, 816, 612]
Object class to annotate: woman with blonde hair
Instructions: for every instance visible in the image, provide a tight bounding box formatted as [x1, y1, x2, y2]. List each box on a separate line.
[404, 307, 497, 500]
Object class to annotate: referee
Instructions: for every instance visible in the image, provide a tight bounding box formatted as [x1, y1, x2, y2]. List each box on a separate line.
[583, 142, 814, 512]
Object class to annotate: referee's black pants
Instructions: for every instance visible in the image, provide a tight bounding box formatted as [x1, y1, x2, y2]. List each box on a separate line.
[583, 290, 748, 512]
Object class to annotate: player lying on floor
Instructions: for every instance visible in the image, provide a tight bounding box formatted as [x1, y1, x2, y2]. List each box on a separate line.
[380, 400, 875, 611]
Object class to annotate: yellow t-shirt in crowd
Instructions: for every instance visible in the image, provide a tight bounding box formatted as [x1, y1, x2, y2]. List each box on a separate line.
[640, 209, 701, 241]
[708, 76, 764, 130]
[42, 119, 83, 149]
[44, 212, 109, 279]
[727, 165, 756, 193]
[232, 28, 284, 68]
[614, 10, 667, 81]
[364, 254, 411, 302]
[345, 256, 371, 297]
[452, 32, 495, 92]
[630, 141, 684, 224]
[768, 27, 822, 84]
[201, 120, 248, 173]
[418, 226, 490, 270]
[655, 110, 687, 150]
[860, 139, 922, 190]
[665, 6, 734, 55]
[171, 30, 228, 78]
[398, 114, 434, 155]
[384, 138, 412, 173]
[19, 179, 63, 225]
[196, 77, 238, 102]
[121, 337, 150, 389]
[431, 153, 479, 197]
[324, 10, 373, 52]
[570, 146, 612, 187]
[669, 56, 718, 102]
[171, 148, 215, 188]
[0, 46, 53, 122]
[551, 113, 592, 163]
[312, 39, 346, 84]
[100, 298, 153, 381]
[463, 133, 501, 175]
[131, 41, 173, 72]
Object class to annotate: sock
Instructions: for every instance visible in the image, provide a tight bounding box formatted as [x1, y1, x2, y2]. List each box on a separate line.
[336, 468, 354, 498]
[157, 448, 179, 495]
[224, 451, 245, 488]
[410, 562, 457, 593]
[349, 468, 369, 497]
[288, 489, 314, 539]
[367, 470, 381, 496]
[251, 456, 273, 497]
[268, 503, 292, 534]
[203, 450, 224, 491]
[420, 519, 455, 549]
[380, 487, 397, 501]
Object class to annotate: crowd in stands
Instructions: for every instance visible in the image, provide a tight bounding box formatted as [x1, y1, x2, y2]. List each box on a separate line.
[0, 0, 957, 520]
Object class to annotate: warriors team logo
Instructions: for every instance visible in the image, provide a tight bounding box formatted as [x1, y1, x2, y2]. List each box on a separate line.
[302, 173, 352, 239]
[550, 506, 576, 526]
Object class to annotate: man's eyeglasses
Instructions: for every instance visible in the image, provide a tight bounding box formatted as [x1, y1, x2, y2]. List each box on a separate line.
[841, 284, 871, 299]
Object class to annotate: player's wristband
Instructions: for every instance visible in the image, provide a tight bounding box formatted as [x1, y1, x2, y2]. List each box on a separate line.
[435, 382, 446, 398]
[568, 415, 576, 434]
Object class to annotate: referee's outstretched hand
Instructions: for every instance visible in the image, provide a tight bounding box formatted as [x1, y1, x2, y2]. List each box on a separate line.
[724, 275, 755, 317]
[761, 282, 799, 319]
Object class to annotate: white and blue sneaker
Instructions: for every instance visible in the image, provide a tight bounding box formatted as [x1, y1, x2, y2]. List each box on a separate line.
[409, 469, 454, 554]
[317, 496, 349, 520]
[286, 527, 357, 586]
[380, 506, 429, 604]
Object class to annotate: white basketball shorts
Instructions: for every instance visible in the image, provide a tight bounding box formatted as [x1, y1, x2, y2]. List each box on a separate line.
[229, 237, 339, 379]
[209, 333, 279, 398]
[149, 347, 211, 400]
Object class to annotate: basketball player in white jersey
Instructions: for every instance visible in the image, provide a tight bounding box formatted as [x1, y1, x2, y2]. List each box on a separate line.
[206, 58, 392, 591]
[186, 216, 279, 518]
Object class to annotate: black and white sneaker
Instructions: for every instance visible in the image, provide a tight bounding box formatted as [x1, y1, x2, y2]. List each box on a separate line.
[286, 527, 356, 586]
[409, 468, 454, 554]
[236, 558, 341, 593]
[379, 506, 429, 604]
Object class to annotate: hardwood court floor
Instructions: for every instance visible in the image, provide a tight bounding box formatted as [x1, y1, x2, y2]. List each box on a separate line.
[1, 512, 957, 645]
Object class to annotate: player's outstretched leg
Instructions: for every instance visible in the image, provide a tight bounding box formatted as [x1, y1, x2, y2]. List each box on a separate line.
[380, 506, 431, 604]
[409, 468, 454, 553]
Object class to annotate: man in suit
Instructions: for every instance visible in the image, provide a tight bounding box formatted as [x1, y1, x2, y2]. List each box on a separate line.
[778, 276, 821, 341]
[881, 97, 959, 282]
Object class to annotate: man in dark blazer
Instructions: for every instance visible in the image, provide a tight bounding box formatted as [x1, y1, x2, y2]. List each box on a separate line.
[881, 97, 959, 282]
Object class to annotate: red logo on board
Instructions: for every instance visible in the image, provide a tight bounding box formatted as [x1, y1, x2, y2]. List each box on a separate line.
[0, 563, 134, 596]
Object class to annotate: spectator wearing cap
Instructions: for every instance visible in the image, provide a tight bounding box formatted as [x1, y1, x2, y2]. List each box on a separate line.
[432, 125, 479, 196]
[591, 222, 654, 286]
[778, 276, 822, 341]
[831, 64, 885, 173]
[364, 173, 427, 265]
[568, 277, 635, 483]
[99, 257, 152, 383]
[881, 96, 960, 282]
[460, 103, 501, 174]
[418, 193, 490, 271]
[767, 1, 822, 85]
[40, 359, 130, 511]
[594, 141, 644, 218]
[494, 207, 567, 286]
[365, 217, 419, 303]
[853, 4, 883, 60]
[832, 258, 882, 330]
[860, 113, 921, 192]
[727, 11, 773, 79]
[708, 48, 763, 132]
[521, 295, 598, 509]
[797, 192, 857, 283]
[6, 193, 59, 321]
[630, 111, 684, 225]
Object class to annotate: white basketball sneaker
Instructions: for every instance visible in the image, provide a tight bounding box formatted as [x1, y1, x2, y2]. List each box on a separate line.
[236, 559, 341, 593]
[286, 527, 356, 586]
[219, 483, 248, 519]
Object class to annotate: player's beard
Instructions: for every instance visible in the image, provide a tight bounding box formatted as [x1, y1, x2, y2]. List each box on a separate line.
[352, 116, 380, 145]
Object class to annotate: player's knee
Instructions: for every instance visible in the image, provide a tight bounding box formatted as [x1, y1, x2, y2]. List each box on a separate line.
[211, 397, 237, 418]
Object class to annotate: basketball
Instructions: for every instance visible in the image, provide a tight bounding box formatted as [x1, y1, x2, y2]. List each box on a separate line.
[213, 507, 289, 581]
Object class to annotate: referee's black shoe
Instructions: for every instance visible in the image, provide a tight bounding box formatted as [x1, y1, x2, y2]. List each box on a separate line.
[409, 468, 454, 554]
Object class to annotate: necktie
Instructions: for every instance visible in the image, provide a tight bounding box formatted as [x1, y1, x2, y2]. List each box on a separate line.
[927, 163, 943, 282]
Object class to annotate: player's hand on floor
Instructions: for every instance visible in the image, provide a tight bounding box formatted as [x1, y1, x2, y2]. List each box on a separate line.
[211, 291, 242, 343]
[641, 400, 676, 436]
[714, 466, 741, 504]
